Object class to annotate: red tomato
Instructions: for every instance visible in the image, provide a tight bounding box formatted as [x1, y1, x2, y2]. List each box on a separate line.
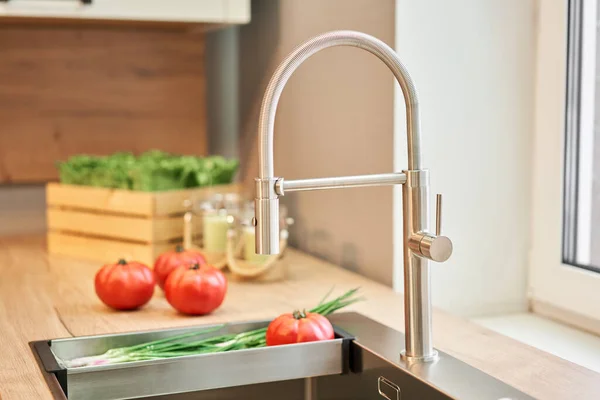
[154, 245, 207, 290]
[164, 263, 227, 315]
[266, 311, 334, 346]
[94, 259, 155, 310]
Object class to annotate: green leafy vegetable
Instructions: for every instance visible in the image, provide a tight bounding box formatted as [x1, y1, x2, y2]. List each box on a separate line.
[56, 150, 238, 192]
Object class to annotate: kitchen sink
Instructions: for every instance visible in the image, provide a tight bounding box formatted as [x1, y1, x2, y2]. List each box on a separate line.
[31, 313, 533, 400]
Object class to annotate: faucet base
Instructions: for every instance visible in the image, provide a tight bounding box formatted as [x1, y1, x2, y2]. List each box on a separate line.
[400, 349, 439, 363]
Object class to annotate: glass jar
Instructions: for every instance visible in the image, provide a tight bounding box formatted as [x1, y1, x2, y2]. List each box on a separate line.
[193, 193, 241, 254]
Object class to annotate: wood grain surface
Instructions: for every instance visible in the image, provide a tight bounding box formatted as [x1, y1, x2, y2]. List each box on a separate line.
[0, 235, 599, 399]
[0, 26, 207, 183]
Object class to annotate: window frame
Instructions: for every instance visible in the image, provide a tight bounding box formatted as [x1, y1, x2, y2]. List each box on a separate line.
[530, 0, 600, 325]
[562, 0, 598, 272]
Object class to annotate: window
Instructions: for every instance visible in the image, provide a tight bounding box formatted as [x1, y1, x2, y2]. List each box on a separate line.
[530, 0, 600, 328]
[562, 0, 599, 272]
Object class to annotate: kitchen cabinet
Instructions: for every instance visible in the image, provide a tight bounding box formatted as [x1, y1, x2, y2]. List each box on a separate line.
[0, 0, 250, 24]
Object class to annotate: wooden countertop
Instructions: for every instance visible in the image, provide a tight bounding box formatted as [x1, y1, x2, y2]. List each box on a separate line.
[1, 235, 599, 400]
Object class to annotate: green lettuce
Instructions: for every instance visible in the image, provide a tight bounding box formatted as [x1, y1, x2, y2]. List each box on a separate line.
[57, 151, 238, 192]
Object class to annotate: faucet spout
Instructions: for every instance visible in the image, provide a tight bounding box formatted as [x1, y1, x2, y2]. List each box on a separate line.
[254, 30, 452, 363]
[255, 30, 422, 255]
[258, 30, 422, 179]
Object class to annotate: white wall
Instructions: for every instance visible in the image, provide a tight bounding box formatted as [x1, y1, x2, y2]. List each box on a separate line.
[394, 0, 536, 316]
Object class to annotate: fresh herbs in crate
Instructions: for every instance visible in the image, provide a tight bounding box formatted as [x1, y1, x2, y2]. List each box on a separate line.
[57, 150, 239, 191]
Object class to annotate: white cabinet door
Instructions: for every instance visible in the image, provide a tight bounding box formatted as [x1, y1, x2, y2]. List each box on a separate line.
[0, 0, 250, 23]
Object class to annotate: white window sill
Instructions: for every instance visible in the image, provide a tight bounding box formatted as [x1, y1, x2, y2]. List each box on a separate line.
[473, 313, 600, 373]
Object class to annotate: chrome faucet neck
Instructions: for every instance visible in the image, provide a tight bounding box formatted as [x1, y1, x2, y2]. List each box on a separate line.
[254, 30, 452, 363]
[258, 30, 422, 177]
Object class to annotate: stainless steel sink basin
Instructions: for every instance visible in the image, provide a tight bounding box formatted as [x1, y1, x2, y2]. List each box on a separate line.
[31, 313, 534, 400]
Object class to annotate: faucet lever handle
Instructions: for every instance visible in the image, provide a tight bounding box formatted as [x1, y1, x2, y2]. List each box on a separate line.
[435, 194, 442, 236]
[409, 192, 452, 263]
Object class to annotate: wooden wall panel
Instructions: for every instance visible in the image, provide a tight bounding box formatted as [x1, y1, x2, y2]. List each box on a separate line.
[0, 26, 207, 183]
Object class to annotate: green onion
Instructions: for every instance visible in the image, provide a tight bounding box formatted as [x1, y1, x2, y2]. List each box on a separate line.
[63, 288, 362, 368]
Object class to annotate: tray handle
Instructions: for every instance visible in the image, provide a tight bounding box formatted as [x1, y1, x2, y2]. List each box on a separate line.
[30, 341, 68, 399]
[32, 340, 65, 373]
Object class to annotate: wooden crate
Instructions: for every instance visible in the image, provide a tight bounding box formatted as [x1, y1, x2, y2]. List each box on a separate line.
[46, 183, 239, 265]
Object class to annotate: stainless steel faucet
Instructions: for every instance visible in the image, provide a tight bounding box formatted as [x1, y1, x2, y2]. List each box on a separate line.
[253, 30, 453, 363]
